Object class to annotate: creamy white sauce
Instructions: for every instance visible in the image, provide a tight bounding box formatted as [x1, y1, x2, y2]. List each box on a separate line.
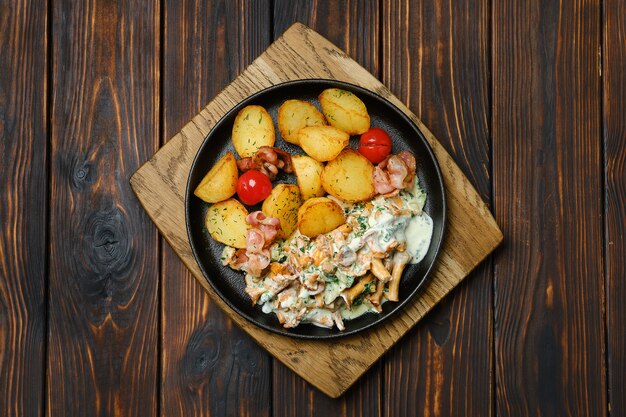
[236, 175, 434, 329]
[261, 302, 273, 314]
[406, 212, 433, 264]
[339, 303, 375, 320]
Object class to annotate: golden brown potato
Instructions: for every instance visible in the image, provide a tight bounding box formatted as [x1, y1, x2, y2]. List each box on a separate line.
[261, 184, 302, 239]
[277, 100, 326, 145]
[297, 196, 322, 218]
[319, 88, 370, 135]
[193, 152, 238, 203]
[321, 148, 376, 203]
[297, 197, 346, 238]
[291, 155, 325, 200]
[232, 105, 276, 157]
[298, 125, 349, 162]
[205, 198, 249, 248]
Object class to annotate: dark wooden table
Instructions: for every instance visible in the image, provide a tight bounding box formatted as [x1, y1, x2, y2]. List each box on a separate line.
[1, 0, 624, 416]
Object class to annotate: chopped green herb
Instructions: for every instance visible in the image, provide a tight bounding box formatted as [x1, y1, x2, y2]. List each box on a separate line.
[364, 281, 376, 294]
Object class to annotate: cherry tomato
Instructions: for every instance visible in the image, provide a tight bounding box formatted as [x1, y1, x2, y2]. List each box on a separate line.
[358, 128, 392, 164]
[236, 170, 272, 205]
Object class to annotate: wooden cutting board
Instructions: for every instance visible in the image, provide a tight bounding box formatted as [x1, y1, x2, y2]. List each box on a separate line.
[130, 23, 502, 398]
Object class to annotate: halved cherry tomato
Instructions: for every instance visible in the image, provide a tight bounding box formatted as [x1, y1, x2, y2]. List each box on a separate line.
[236, 170, 272, 205]
[358, 128, 392, 164]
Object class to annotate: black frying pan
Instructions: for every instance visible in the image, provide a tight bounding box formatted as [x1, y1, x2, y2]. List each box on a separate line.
[186, 79, 446, 339]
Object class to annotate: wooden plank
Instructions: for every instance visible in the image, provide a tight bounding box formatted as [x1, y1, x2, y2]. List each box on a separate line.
[272, 0, 382, 412]
[273, 0, 379, 75]
[160, 1, 272, 416]
[0, 0, 48, 416]
[381, 0, 492, 415]
[46, 0, 160, 415]
[604, 0, 626, 414]
[130, 23, 502, 398]
[493, 0, 605, 415]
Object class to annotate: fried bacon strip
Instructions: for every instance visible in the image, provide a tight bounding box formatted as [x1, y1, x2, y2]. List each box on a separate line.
[246, 211, 281, 243]
[237, 146, 294, 180]
[223, 211, 282, 278]
[373, 150, 416, 195]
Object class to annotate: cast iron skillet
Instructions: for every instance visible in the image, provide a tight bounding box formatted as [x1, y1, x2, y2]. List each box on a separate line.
[186, 79, 446, 339]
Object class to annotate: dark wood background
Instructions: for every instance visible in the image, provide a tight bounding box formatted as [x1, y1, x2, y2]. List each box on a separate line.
[0, 0, 623, 416]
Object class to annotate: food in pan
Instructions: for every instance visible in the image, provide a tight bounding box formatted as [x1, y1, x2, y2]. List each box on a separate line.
[221, 178, 432, 329]
[321, 148, 376, 203]
[297, 196, 345, 238]
[291, 155, 325, 200]
[261, 184, 302, 239]
[193, 152, 239, 203]
[232, 105, 276, 157]
[358, 127, 392, 164]
[204, 198, 249, 249]
[236, 170, 273, 205]
[277, 99, 327, 145]
[319, 88, 370, 135]
[195, 88, 434, 330]
[298, 125, 349, 162]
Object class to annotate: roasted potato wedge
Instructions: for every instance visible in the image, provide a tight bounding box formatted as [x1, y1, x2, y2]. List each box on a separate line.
[291, 155, 325, 200]
[319, 88, 370, 135]
[298, 125, 349, 162]
[321, 148, 376, 203]
[193, 152, 238, 203]
[297, 197, 346, 238]
[297, 196, 322, 217]
[232, 105, 275, 157]
[205, 198, 249, 248]
[262, 184, 302, 239]
[277, 100, 326, 145]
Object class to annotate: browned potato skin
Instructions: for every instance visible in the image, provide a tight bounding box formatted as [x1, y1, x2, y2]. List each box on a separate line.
[298, 125, 349, 162]
[297, 196, 323, 218]
[319, 88, 370, 135]
[321, 148, 376, 203]
[291, 155, 325, 200]
[277, 99, 326, 145]
[262, 184, 302, 239]
[205, 198, 249, 248]
[232, 105, 276, 157]
[297, 197, 345, 238]
[193, 152, 238, 203]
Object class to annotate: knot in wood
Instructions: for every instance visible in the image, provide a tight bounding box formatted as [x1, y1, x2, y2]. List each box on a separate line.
[85, 205, 131, 277]
[70, 157, 96, 189]
[181, 325, 220, 388]
[426, 305, 451, 346]
[76, 166, 88, 181]
[233, 339, 260, 371]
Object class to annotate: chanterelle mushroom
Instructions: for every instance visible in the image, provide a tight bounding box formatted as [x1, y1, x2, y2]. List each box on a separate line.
[387, 251, 411, 301]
